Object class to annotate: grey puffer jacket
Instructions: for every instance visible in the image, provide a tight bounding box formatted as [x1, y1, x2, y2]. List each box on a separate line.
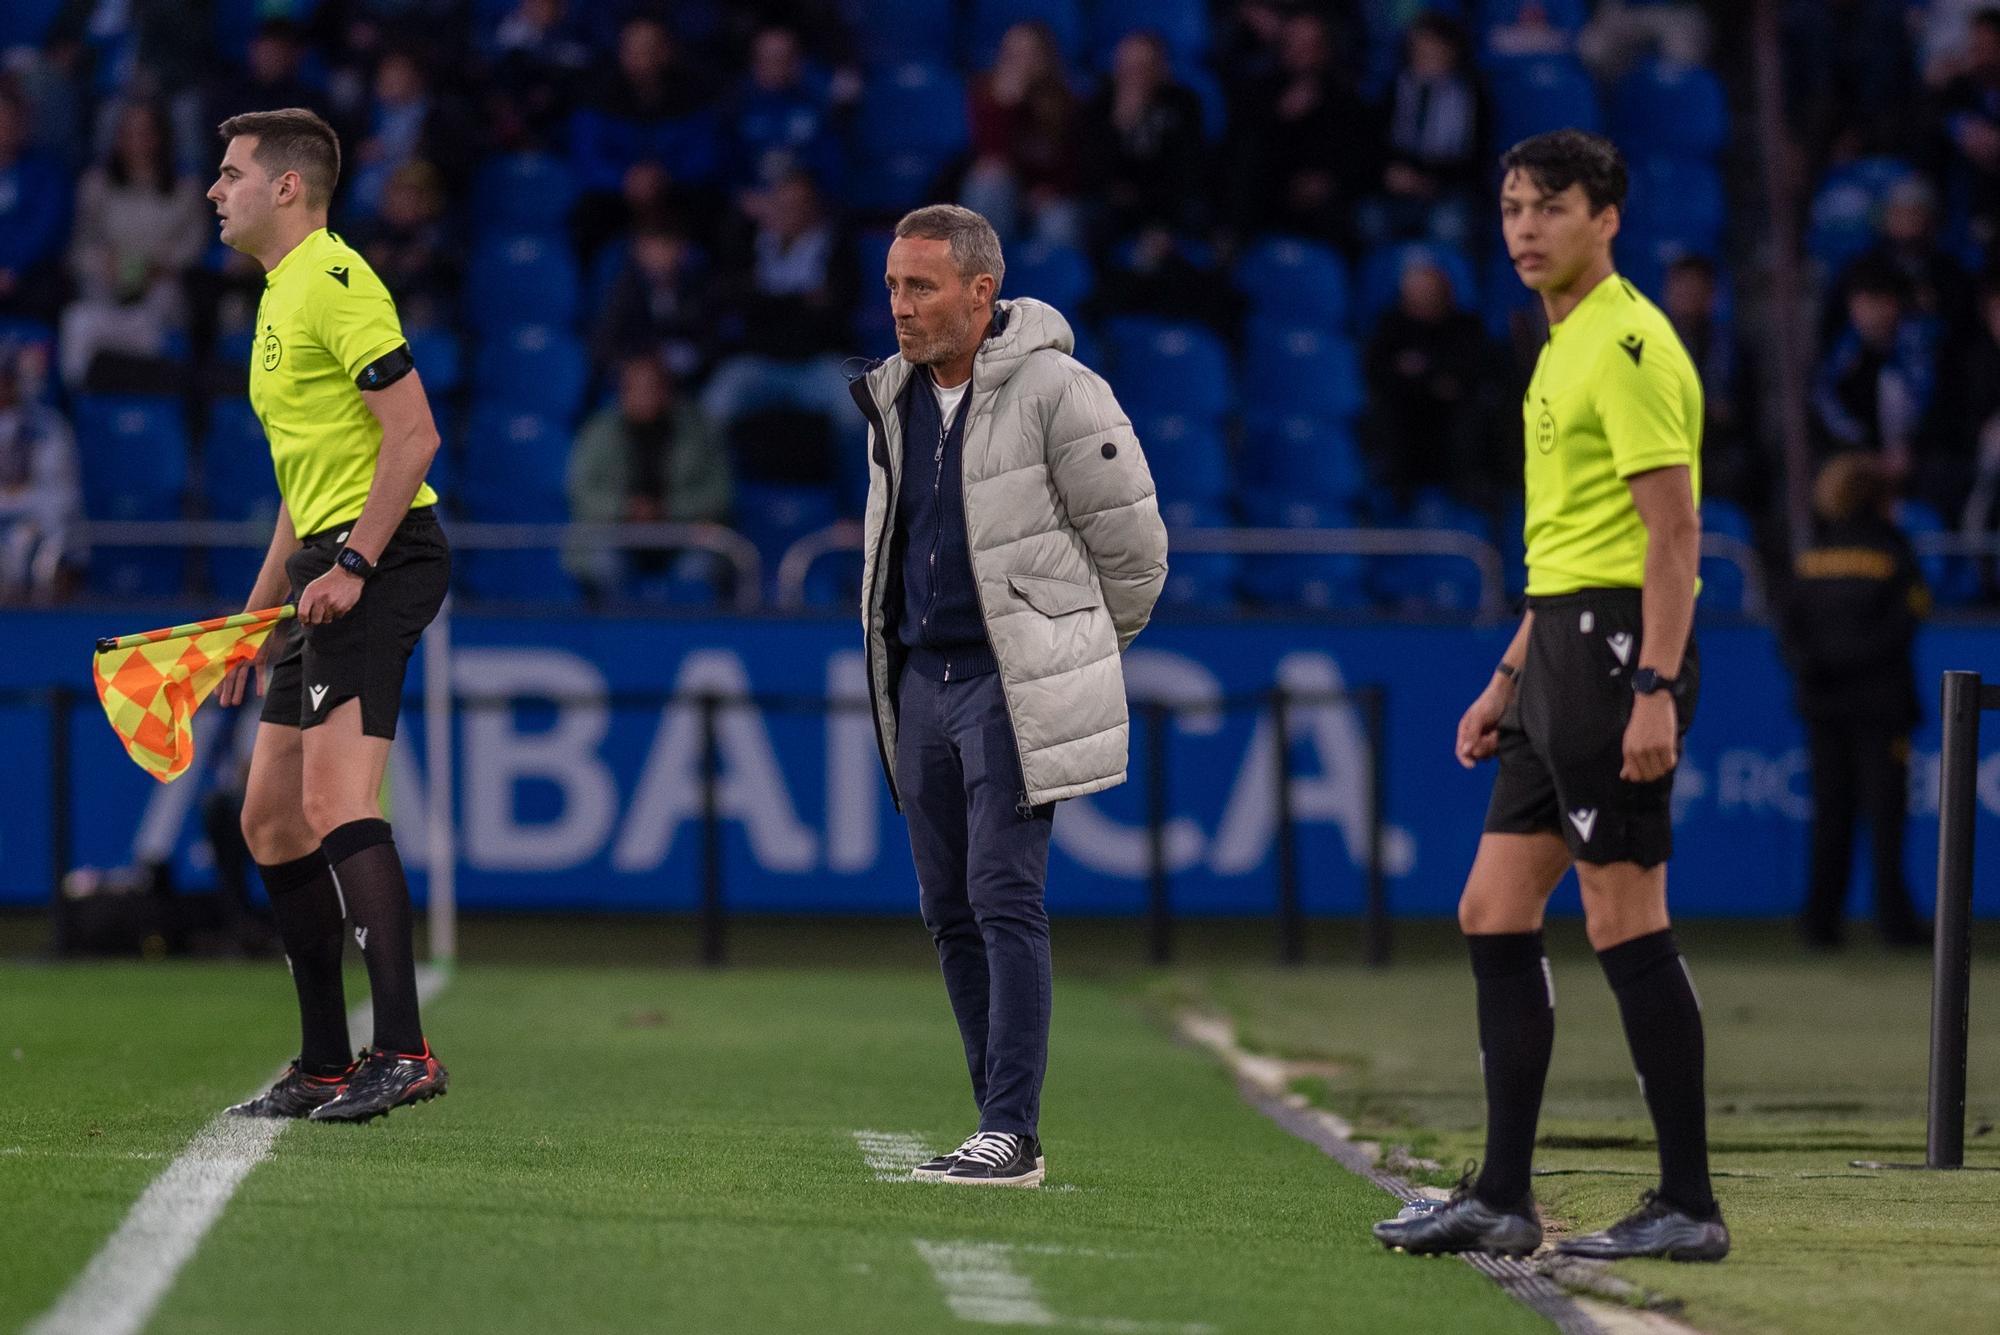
[851, 297, 1168, 808]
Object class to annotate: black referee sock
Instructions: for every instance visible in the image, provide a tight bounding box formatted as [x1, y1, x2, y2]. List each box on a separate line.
[1598, 929, 1716, 1218]
[257, 851, 351, 1077]
[322, 818, 424, 1056]
[1468, 931, 1555, 1209]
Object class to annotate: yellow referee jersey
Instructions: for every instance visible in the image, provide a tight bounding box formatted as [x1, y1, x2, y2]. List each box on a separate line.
[248, 227, 438, 538]
[1521, 273, 1702, 596]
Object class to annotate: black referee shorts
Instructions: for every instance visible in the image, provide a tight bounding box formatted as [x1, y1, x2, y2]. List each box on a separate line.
[1483, 587, 1700, 868]
[261, 506, 450, 740]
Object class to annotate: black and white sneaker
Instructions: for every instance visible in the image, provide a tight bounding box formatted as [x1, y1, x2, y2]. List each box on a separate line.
[1555, 1191, 1730, 1263]
[913, 1133, 983, 1180]
[940, 1132, 1045, 1187]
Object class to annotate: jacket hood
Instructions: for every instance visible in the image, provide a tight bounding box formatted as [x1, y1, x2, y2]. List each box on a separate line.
[857, 297, 1074, 404]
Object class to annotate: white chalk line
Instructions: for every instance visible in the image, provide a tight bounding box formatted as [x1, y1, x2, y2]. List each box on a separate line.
[852, 1128, 933, 1181]
[913, 1240, 1217, 1334]
[24, 964, 448, 1335]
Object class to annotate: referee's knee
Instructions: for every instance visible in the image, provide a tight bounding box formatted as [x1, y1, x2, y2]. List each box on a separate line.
[241, 803, 314, 865]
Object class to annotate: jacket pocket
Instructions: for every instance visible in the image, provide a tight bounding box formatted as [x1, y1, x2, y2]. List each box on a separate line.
[1008, 573, 1098, 618]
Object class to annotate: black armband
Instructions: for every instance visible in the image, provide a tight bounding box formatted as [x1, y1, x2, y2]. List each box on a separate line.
[355, 343, 415, 391]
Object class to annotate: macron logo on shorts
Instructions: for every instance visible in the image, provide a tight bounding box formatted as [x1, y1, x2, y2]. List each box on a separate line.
[309, 684, 328, 711]
[1607, 632, 1634, 665]
[1567, 808, 1599, 842]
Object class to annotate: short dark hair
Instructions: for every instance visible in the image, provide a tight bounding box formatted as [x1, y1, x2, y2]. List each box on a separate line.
[216, 107, 341, 208]
[1499, 129, 1628, 215]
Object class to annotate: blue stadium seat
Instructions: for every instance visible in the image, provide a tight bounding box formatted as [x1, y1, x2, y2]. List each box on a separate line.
[465, 232, 581, 328]
[1241, 324, 1364, 422]
[1373, 490, 1493, 615]
[969, 0, 1085, 68]
[1235, 237, 1350, 329]
[1157, 498, 1241, 611]
[0, 0, 66, 47]
[734, 482, 838, 600]
[852, 62, 969, 212]
[1239, 412, 1367, 504]
[472, 153, 579, 232]
[852, 0, 959, 66]
[1237, 489, 1373, 611]
[1005, 239, 1094, 313]
[200, 399, 277, 519]
[1357, 241, 1479, 327]
[1807, 157, 1918, 275]
[1130, 412, 1229, 505]
[852, 228, 897, 348]
[1896, 499, 1983, 608]
[1610, 58, 1727, 163]
[1489, 57, 1601, 148]
[454, 550, 580, 604]
[1481, 248, 1542, 340]
[1628, 157, 1726, 253]
[473, 324, 588, 421]
[1091, 0, 1210, 67]
[460, 408, 567, 512]
[1103, 318, 1233, 419]
[405, 324, 462, 397]
[75, 394, 189, 598]
[1696, 497, 1756, 614]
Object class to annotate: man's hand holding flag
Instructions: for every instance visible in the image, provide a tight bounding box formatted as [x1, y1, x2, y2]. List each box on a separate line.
[91, 605, 296, 782]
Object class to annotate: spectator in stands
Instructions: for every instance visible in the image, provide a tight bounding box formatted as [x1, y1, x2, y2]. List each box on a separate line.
[1781, 0, 1916, 163]
[0, 339, 80, 602]
[58, 100, 206, 391]
[702, 169, 857, 474]
[1935, 7, 2000, 250]
[1360, 14, 1484, 249]
[566, 354, 733, 598]
[343, 49, 477, 221]
[1227, 9, 1379, 244]
[1080, 30, 1208, 243]
[483, 0, 592, 151]
[592, 225, 710, 383]
[209, 21, 324, 128]
[1662, 255, 1763, 513]
[1812, 261, 1937, 485]
[1362, 255, 1501, 508]
[569, 17, 722, 254]
[1094, 227, 1243, 333]
[0, 82, 70, 322]
[731, 25, 842, 194]
[350, 160, 460, 331]
[1779, 453, 1928, 949]
[963, 22, 1083, 247]
[1843, 175, 1972, 347]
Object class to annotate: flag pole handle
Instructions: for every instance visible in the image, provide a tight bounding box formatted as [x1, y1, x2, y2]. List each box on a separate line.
[93, 604, 295, 654]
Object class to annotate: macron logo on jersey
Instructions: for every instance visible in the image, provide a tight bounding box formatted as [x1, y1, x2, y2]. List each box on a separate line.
[326, 265, 350, 287]
[1619, 334, 1644, 365]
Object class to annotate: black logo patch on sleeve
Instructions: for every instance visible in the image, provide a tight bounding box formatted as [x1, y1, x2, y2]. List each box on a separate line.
[1619, 333, 1644, 365]
[326, 265, 350, 287]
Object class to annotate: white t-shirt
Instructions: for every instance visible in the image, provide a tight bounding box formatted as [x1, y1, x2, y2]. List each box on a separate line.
[931, 371, 970, 424]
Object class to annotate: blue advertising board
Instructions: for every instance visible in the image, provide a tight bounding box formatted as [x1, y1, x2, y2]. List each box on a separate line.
[3, 608, 1998, 918]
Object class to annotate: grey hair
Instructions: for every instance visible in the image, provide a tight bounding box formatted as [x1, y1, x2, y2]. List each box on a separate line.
[894, 204, 1005, 297]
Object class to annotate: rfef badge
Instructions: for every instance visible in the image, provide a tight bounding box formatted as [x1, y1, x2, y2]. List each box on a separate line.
[1535, 398, 1556, 454]
[261, 326, 282, 372]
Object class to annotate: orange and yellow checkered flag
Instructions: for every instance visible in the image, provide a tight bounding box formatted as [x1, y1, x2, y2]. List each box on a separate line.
[91, 606, 296, 782]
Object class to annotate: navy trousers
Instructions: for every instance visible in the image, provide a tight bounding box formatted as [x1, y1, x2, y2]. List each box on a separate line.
[894, 663, 1055, 1137]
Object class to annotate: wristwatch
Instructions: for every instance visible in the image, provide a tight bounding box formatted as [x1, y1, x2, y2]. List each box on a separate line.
[335, 547, 376, 580]
[1631, 667, 1681, 698]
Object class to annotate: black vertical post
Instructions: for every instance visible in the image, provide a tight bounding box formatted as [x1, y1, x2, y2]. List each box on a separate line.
[699, 693, 726, 968]
[1144, 701, 1172, 966]
[1272, 688, 1303, 966]
[1928, 671, 1980, 1169]
[48, 686, 73, 956]
[1364, 687, 1390, 968]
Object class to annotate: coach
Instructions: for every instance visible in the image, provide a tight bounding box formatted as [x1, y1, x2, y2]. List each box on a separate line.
[852, 205, 1167, 1188]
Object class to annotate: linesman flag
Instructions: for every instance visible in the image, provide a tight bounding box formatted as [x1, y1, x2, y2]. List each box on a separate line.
[91, 606, 296, 782]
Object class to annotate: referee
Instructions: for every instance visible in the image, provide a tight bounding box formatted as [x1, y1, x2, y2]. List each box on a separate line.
[1373, 131, 1728, 1261]
[208, 109, 451, 1123]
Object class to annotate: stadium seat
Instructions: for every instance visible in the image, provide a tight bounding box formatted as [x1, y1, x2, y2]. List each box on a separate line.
[1129, 412, 1229, 506]
[1357, 241, 1479, 328]
[75, 394, 190, 599]
[465, 232, 581, 329]
[1237, 489, 1373, 611]
[1103, 318, 1233, 420]
[1897, 499, 1984, 608]
[1488, 57, 1602, 148]
[472, 324, 588, 421]
[1696, 497, 1756, 614]
[404, 325, 462, 397]
[199, 398, 277, 519]
[851, 0, 959, 67]
[1091, 0, 1210, 68]
[1610, 58, 1727, 163]
[733, 482, 839, 600]
[1241, 323, 1364, 422]
[968, 0, 1085, 68]
[1372, 490, 1493, 616]
[1239, 412, 1367, 504]
[852, 63, 969, 213]
[472, 153, 579, 232]
[1807, 157, 1919, 275]
[460, 407, 567, 513]
[0, 0, 66, 47]
[1157, 498, 1241, 611]
[1005, 239, 1094, 313]
[852, 228, 897, 349]
[1628, 157, 1726, 254]
[1235, 237, 1351, 330]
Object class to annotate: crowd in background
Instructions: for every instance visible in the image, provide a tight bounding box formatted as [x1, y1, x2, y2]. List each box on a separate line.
[0, 0, 1991, 612]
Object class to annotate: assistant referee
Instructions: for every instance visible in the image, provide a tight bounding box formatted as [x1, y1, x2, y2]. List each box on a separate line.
[1373, 130, 1728, 1262]
[209, 108, 451, 1123]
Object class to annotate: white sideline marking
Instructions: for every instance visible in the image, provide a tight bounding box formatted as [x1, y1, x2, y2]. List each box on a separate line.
[26, 965, 448, 1335]
[913, 1240, 1217, 1334]
[853, 1128, 931, 1181]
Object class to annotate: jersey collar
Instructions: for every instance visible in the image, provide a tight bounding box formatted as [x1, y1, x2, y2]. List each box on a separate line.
[264, 227, 329, 287]
[1546, 271, 1622, 340]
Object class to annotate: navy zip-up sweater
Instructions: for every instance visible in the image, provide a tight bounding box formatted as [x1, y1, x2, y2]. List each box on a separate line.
[892, 370, 995, 681]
